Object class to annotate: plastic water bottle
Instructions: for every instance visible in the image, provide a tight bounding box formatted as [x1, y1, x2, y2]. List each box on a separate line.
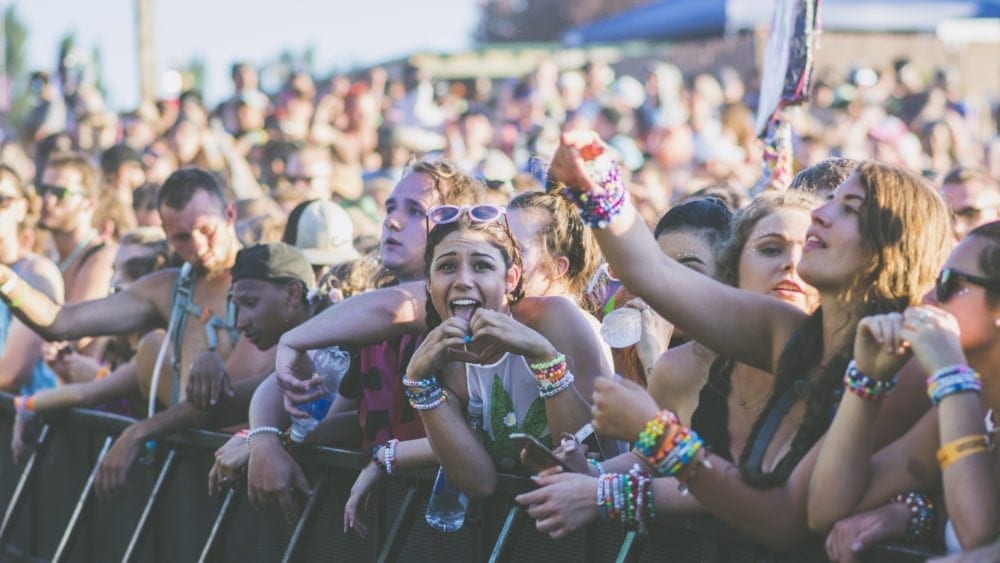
[425, 467, 469, 532]
[289, 346, 350, 443]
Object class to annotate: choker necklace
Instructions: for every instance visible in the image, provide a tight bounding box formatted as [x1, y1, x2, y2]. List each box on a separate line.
[59, 230, 98, 274]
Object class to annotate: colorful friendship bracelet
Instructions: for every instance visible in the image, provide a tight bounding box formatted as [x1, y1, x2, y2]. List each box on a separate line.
[843, 360, 897, 400]
[561, 155, 628, 229]
[891, 491, 936, 542]
[13, 395, 35, 419]
[595, 464, 655, 534]
[926, 364, 981, 406]
[937, 434, 990, 471]
[529, 354, 575, 399]
[384, 439, 399, 475]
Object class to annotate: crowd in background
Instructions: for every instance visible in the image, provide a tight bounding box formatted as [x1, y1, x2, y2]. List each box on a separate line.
[0, 48, 998, 562]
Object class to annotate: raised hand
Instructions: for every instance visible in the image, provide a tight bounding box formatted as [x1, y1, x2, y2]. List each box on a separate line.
[591, 375, 661, 442]
[548, 131, 607, 193]
[468, 308, 557, 365]
[900, 305, 966, 373]
[853, 313, 911, 380]
[405, 316, 472, 381]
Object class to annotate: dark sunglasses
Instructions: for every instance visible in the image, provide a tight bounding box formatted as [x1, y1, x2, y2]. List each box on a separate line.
[38, 184, 86, 201]
[426, 204, 505, 225]
[935, 267, 1000, 303]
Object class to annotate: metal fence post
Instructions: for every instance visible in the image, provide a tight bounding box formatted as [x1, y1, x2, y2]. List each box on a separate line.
[51, 435, 113, 563]
[0, 424, 50, 549]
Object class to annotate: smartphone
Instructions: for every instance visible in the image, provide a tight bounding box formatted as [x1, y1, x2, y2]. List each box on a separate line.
[574, 422, 606, 461]
[509, 433, 570, 472]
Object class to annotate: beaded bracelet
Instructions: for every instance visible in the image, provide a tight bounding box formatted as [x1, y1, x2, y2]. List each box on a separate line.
[246, 426, 283, 446]
[403, 374, 448, 409]
[635, 410, 679, 458]
[528, 354, 566, 372]
[892, 492, 937, 542]
[595, 465, 655, 534]
[370, 444, 387, 471]
[561, 155, 628, 229]
[926, 364, 981, 406]
[384, 439, 399, 475]
[538, 371, 575, 399]
[588, 458, 605, 476]
[411, 390, 449, 410]
[843, 359, 897, 400]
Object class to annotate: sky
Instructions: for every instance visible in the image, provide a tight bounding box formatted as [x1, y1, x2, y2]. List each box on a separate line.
[10, 0, 480, 110]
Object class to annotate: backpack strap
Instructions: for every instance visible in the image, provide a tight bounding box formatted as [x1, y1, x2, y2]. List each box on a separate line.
[168, 263, 197, 405]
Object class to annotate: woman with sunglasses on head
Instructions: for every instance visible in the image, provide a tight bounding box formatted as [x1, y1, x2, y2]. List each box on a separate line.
[517, 131, 951, 551]
[405, 202, 607, 497]
[809, 222, 1000, 560]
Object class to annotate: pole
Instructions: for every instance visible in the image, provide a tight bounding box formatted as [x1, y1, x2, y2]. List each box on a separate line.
[136, 0, 156, 106]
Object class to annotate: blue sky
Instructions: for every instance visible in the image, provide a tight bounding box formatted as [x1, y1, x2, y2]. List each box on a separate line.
[12, 0, 480, 110]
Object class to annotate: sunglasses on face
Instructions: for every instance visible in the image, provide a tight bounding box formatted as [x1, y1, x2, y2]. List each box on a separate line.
[935, 267, 1000, 303]
[38, 184, 85, 201]
[426, 204, 506, 225]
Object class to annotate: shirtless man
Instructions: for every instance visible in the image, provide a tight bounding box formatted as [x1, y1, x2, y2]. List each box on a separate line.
[0, 167, 272, 410]
[37, 153, 117, 357]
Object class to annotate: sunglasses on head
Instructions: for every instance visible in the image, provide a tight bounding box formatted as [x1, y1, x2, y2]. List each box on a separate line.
[935, 267, 1000, 303]
[426, 204, 506, 226]
[38, 184, 85, 201]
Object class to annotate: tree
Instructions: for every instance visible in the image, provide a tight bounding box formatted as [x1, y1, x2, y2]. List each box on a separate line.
[2, 5, 30, 127]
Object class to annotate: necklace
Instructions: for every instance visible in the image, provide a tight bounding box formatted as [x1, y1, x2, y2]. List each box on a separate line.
[59, 230, 98, 274]
[732, 370, 772, 410]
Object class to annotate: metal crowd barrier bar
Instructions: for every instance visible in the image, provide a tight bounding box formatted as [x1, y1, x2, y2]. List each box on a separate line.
[0, 393, 941, 562]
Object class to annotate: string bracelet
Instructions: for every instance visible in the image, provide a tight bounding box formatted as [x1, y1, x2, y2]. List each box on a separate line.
[926, 365, 981, 406]
[843, 359, 897, 400]
[403, 374, 448, 409]
[937, 434, 990, 471]
[891, 492, 937, 542]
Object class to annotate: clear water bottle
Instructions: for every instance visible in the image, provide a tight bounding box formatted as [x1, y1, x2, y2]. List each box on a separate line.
[425, 467, 469, 532]
[289, 346, 350, 443]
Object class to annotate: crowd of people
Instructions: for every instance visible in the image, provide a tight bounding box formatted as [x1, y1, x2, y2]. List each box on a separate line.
[0, 50, 998, 561]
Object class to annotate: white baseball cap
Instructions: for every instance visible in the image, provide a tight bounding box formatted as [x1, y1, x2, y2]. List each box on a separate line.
[285, 199, 361, 266]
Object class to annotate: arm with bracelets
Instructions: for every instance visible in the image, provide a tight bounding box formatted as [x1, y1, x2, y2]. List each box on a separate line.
[900, 306, 998, 550]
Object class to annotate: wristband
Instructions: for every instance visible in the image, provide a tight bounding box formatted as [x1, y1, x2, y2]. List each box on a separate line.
[843, 359, 897, 400]
[384, 439, 399, 475]
[937, 434, 990, 471]
[246, 426, 283, 446]
[370, 444, 386, 471]
[0, 273, 18, 296]
[94, 366, 111, 381]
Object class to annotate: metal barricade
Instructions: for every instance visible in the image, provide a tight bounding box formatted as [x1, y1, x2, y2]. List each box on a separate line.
[0, 393, 939, 562]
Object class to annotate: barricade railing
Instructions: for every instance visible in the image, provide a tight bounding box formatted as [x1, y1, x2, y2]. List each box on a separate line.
[0, 393, 938, 562]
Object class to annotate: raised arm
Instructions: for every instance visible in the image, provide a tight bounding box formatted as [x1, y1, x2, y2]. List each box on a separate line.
[549, 133, 806, 372]
[275, 281, 427, 401]
[0, 264, 168, 341]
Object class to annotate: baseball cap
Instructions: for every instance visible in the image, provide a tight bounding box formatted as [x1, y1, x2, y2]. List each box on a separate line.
[283, 199, 361, 266]
[232, 242, 316, 290]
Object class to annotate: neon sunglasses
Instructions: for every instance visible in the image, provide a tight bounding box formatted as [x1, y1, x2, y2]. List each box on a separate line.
[935, 267, 1000, 303]
[38, 184, 86, 201]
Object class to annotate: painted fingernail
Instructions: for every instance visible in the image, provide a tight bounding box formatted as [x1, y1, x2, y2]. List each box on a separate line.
[463, 335, 472, 343]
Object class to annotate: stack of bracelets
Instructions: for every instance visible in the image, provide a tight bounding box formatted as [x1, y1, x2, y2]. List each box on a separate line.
[560, 153, 627, 229]
[371, 438, 399, 475]
[403, 375, 448, 410]
[596, 464, 655, 534]
[843, 360, 898, 400]
[528, 353, 575, 399]
[891, 492, 937, 542]
[13, 395, 35, 418]
[926, 364, 981, 405]
[633, 410, 708, 480]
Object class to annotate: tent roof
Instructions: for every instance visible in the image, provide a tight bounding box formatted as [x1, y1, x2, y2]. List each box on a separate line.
[564, 0, 1000, 44]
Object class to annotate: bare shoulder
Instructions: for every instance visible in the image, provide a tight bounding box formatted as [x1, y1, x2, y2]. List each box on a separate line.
[652, 342, 717, 391]
[126, 267, 185, 316]
[15, 253, 64, 302]
[511, 295, 583, 331]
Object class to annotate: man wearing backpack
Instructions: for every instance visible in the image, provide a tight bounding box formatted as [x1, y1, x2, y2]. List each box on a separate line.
[0, 167, 272, 411]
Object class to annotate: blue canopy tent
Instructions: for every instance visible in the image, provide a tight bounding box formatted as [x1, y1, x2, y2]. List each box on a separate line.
[563, 0, 1000, 45]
